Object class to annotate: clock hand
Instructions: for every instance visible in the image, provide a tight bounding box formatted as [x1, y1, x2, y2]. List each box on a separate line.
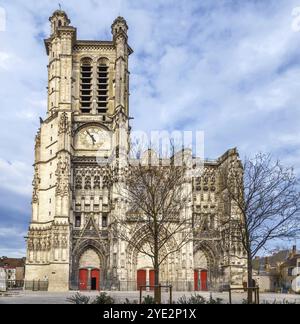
[90, 134, 96, 145]
[86, 130, 96, 144]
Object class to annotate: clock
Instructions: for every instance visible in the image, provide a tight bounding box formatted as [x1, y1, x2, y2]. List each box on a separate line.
[78, 126, 106, 149]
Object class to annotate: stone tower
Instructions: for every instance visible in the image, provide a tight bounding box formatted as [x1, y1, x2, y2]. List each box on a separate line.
[25, 10, 132, 291]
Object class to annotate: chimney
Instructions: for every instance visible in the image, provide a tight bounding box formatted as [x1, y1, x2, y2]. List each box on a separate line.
[265, 257, 270, 271]
[292, 245, 297, 257]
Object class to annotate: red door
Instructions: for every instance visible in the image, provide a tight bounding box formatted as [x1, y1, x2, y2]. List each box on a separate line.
[194, 270, 199, 291]
[201, 270, 208, 291]
[149, 270, 155, 291]
[137, 270, 146, 290]
[79, 269, 88, 291]
[91, 269, 100, 291]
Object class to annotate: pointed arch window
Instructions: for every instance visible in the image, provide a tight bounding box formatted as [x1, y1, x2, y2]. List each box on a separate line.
[80, 58, 93, 113]
[97, 58, 109, 114]
[75, 213, 81, 228]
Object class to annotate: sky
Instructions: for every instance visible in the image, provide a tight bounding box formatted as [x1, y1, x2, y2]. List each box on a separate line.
[0, 0, 300, 257]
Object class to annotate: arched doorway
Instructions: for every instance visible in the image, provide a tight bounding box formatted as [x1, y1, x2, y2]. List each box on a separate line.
[136, 253, 155, 291]
[193, 241, 222, 291]
[194, 250, 208, 291]
[126, 225, 178, 291]
[79, 249, 101, 291]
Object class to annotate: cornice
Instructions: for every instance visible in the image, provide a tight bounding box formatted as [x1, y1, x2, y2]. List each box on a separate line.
[73, 41, 115, 52]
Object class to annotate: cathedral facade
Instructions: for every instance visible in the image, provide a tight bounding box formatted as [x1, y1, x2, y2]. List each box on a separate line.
[25, 10, 246, 292]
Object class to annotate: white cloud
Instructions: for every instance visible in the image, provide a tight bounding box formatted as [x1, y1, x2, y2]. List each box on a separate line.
[0, 227, 26, 238]
[0, 248, 26, 258]
[0, 51, 15, 69]
[0, 159, 32, 196]
[0, 0, 300, 253]
[0, 227, 27, 258]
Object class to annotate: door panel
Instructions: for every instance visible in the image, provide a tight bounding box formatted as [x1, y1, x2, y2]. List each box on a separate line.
[79, 269, 88, 291]
[149, 270, 155, 291]
[200, 270, 208, 291]
[194, 270, 199, 291]
[137, 270, 146, 291]
[91, 269, 100, 291]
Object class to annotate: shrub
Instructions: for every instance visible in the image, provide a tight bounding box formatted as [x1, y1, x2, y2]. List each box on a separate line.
[67, 292, 115, 304]
[207, 296, 223, 304]
[91, 292, 115, 304]
[67, 292, 91, 304]
[123, 298, 138, 304]
[142, 295, 156, 304]
[177, 294, 223, 304]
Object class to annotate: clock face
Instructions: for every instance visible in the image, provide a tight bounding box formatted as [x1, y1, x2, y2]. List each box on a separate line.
[78, 127, 106, 149]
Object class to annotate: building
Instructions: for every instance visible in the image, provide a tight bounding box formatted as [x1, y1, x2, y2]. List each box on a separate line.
[279, 246, 300, 293]
[25, 10, 246, 292]
[0, 268, 6, 292]
[252, 246, 300, 293]
[252, 257, 280, 292]
[0, 257, 26, 287]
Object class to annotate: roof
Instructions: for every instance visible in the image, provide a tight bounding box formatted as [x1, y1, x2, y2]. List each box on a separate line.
[0, 257, 26, 268]
[252, 250, 291, 271]
[281, 254, 300, 268]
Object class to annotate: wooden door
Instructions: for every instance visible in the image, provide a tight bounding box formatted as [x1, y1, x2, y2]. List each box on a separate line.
[79, 269, 88, 291]
[149, 270, 155, 291]
[91, 269, 100, 291]
[200, 270, 208, 291]
[137, 270, 146, 291]
[194, 270, 199, 291]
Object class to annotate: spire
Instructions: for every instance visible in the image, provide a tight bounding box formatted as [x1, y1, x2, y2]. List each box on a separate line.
[111, 16, 128, 41]
[49, 8, 71, 35]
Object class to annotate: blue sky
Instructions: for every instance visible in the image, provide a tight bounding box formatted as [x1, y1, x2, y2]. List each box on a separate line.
[0, 0, 300, 257]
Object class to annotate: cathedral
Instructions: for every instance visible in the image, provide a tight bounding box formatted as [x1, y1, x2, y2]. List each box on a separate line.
[25, 10, 246, 292]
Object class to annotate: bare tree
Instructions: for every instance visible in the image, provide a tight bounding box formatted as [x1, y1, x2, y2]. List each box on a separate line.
[221, 153, 300, 303]
[112, 151, 204, 303]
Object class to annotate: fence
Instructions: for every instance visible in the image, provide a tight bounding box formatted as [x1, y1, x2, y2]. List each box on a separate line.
[69, 279, 215, 292]
[24, 280, 49, 291]
[6, 280, 24, 290]
[5, 279, 226, 293]
[3, 280, 48, 292]
[139, 285, 173, 304]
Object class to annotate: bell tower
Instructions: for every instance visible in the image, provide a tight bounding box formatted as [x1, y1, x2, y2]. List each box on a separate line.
[25, 10, 133, 291]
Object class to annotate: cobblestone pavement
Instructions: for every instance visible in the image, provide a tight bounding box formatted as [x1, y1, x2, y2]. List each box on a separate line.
[0, 290, 300, 304]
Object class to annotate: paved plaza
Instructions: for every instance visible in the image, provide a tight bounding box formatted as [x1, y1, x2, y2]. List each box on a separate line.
[0, 290, 300, 304]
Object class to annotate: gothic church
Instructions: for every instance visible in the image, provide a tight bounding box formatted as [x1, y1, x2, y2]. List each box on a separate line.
[25, 10, 246, 291]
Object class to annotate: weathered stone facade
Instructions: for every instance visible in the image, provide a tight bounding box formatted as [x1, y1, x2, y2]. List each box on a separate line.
[25, 10, 246, 291]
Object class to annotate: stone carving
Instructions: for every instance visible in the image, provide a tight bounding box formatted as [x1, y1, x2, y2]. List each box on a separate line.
[55, 155, 70, 196]
[58, 112, 71, 135]
[74, 165, 114, 190]
[35, 129, 41, 153]
[61, 234, 68, 248]
[84, 175, 91, 190]
[32, 165, 40, 203]
[27, 228, 53, 258]
[94, 176, 100, 189]
[27, 238, 34, 251]
[75, 175, 82, 190]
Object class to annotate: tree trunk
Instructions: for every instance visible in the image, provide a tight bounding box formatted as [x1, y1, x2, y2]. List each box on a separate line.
[247, 255, 253, 304]
[153, 215, 161, 304]
[154, 264, 160, 304]
[153, 237, 160, 304]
